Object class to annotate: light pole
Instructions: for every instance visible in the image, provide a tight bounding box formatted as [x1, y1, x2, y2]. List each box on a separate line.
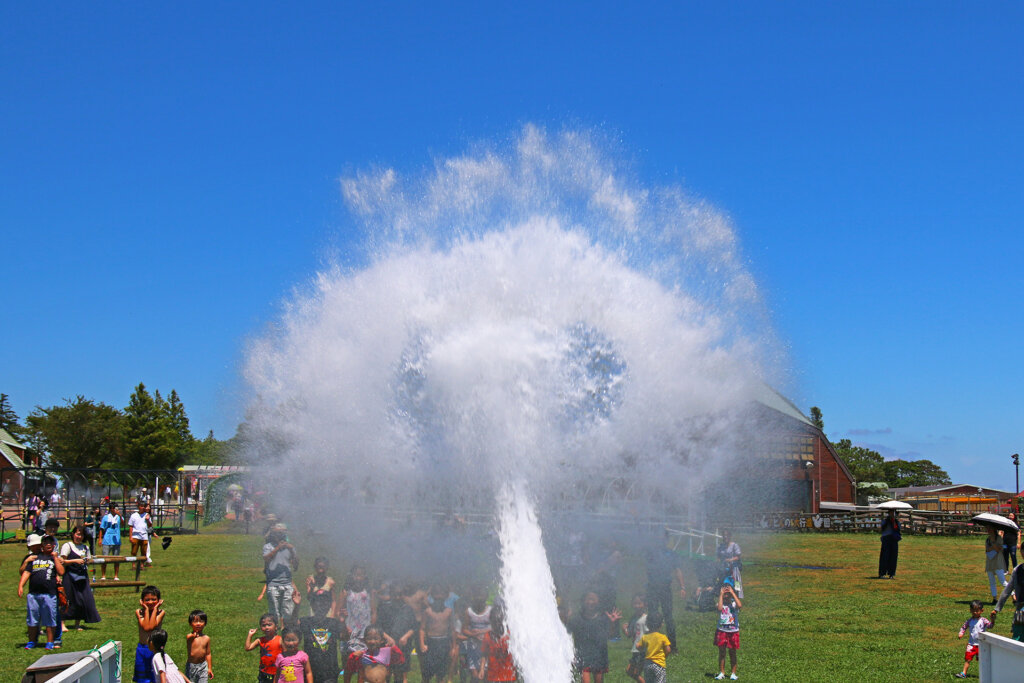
[1013, 454, 1020, 514]
[1013, 453, 1020, 496]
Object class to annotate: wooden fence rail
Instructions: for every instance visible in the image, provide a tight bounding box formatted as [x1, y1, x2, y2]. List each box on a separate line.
[750, 510, 984, 535]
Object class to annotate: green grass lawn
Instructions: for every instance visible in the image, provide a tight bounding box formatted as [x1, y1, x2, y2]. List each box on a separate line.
[0, 531, 1003, 681]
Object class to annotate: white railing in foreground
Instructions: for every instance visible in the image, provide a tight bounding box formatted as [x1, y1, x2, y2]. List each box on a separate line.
[979, 631, 1024, 683]
[47, 640, 121, 683]
[665, 526, 721, 556]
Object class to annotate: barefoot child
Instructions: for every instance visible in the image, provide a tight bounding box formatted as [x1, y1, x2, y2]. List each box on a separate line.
[299, 591, 348, 683]
[957, 600, 992, 678]
[186, 609, 213, 683]
[344, 624, 406, 683]
[377, 582, 417, 683]
[480, 605, 516, 683]
[418, 584, 454, 683]
[341, 565, 375, 649]
[135, 585, 166, 683]
[639, 612, 671, 683]
[306, 557, 338, 618]
[460, 585, 492, 681]
[623, 594, 649, 683]
[150, 628, 193, 683]
[247, 613, 283, 683]
[567, 591, 621, 683]
[714, 580, 741, 681]
[275, 627, 313, 683]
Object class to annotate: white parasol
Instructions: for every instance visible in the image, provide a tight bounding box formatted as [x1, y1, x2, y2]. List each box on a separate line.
[875, 500, 913, 510]
[971, 512, 1019, 532]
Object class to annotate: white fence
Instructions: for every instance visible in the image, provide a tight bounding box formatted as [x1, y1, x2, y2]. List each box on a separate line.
[42, 640, 121, 683]
[979, 631, 1024, 683]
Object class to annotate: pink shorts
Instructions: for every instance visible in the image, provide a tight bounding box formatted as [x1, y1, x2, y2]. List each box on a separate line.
[714, 630, 740, 649]
[965, 645, 979, 662]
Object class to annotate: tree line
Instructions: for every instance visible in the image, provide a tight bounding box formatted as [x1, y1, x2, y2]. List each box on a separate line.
[810, 406, 952, 488]
[0, 386, 238, 471]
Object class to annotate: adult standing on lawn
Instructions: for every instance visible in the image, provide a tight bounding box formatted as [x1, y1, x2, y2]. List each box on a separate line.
[985, 527, 1008, 603]
[878, 509, 901, 579]
[34, 499, 52, 536]
[99, 504, 122, 581]
[127, 501, 151, 562]
[717, 530, 743, 598]
[644, 531, 685, 651]
[263, 525, 299, 626]
[59, 525, 102, 629]
[991, 544, 1024, 640]
[1003, 513, 1019, 570]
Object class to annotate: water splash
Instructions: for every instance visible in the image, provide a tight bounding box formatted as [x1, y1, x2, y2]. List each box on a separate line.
[243, 126, 779, 682]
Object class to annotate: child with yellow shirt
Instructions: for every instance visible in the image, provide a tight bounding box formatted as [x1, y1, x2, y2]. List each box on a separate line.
[638, 612, 671, 683]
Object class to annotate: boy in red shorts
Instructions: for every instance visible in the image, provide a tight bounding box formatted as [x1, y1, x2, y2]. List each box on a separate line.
[714, 579, 741, 680]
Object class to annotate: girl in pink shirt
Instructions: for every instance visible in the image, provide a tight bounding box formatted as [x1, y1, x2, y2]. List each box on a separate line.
[275, 629, 312, 683]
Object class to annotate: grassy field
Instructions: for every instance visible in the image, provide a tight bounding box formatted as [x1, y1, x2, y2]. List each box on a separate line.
[0, 530, 1003, 682]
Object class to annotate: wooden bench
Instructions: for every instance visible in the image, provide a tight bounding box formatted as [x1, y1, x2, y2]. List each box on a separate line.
[88, 555, 149, 591]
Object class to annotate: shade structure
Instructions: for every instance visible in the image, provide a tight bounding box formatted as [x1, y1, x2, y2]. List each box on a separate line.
[971, 512, 1019, 532]
[876, 500, 913, 510]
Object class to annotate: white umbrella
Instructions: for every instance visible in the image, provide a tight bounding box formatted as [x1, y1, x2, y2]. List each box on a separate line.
[971, 512, 1019, 532]
[876, 500, 913, 510]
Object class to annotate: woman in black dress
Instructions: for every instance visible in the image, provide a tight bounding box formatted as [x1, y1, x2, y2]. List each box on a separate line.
[59, 525, 102, 628]
[1003, 512, 1019, 570]
[878, 510, 902, 579]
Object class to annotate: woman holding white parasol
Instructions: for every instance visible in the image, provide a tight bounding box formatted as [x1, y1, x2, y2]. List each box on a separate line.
[876, 501, 909, 579]
[973, 513, 1017, 604]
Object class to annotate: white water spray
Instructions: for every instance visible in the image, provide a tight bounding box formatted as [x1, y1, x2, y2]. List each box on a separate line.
[243, 126, 779, 682]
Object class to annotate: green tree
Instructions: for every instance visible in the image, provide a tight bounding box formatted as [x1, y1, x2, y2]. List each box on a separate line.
[185, 430, 232, 465]
[809, 406, 824, 431]
[833, 439, 886, 482]
[165, 390, 193, 448]
[881, 459, 952, 487]
[0, 393, 25, 438]
[123, 383, 180, 469]
[25, 396, 125, 468]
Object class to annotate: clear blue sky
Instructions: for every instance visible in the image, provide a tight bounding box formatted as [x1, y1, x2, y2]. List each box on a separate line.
[2, 3, 1021, 490]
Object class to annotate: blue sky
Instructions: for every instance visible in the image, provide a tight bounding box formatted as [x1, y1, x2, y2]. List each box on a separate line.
[2, 3, 1021, 490]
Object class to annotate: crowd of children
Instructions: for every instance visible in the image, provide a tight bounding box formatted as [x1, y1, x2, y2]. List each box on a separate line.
[232, 524, 747, 682]
[16, 521, 753, 682]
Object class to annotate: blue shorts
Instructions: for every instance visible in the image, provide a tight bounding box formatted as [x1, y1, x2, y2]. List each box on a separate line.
[134, 642, 156, 682]
[26, 593, 58, 627]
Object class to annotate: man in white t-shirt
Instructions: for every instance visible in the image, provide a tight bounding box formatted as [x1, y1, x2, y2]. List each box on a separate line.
[127, 502, 151, 561]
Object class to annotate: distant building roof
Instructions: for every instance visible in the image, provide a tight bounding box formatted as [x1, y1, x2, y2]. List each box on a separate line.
[0, 427, 27, 468]
[890, 484, 1014, 497]
[750, 384, 814, 429]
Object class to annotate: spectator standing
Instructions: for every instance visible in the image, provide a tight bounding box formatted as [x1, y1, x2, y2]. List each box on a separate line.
[26, 492, 41, 530]
[99, 504, 122, 580]
[128, 502, 151, 562]
[263, 527, 299, 627]
[717, 530, 744, 598]
[1003, 513, 1019, 570]
[992, 551, 1024, 640]
[59, 525, 102, 629]
[986, 527, 1009, 603]
[878, 510, 901, 579]
[644, 531, 686, 650]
